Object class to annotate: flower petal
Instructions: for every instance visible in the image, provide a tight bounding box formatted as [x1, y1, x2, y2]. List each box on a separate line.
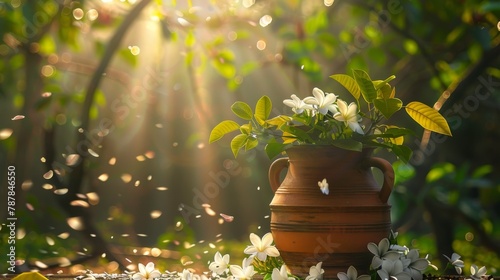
[264, 246, 281, 257]
[261, 232, 274, 247]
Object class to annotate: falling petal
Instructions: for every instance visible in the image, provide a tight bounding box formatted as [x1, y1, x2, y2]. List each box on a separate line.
[121, 173, 132, 183]
[46, 236, 55, 246]
[0, 129, 13, 140]
[144, 151, 155, 159]
[220, 213, 234, 222]
[66, 154, 80, 166]
[22, 180, 33, 191]
[54, 188, 68, 195]
[11, 115, 25, 121]
[175, 221, 183, 230]
[58, 232, 70, 239]
[86, 192, 99, 205]
[98, 174, 109, 182]
[108, 157, 116, 165]
[156, 186, 168, 191]
[42, 92, 52, 98]
[17, 228, 26, 239]
[35, 261, 48, 269]
[70, 200, 90, 208]
[205, 207, 216, 216]
[202, 204, 211, 208]
[150, 210, 162, 219]
[88, 149, 99, 157]
[26, 203, 34, 211]
[136, 155, 146, 161]
[76, 193, 86, 199]
[43, 170, 54, 179]
[43, 184, 54, 190]
[67, 217, 84, 230]
[134, 180, 140, 187]
[58, 257, 71, 267]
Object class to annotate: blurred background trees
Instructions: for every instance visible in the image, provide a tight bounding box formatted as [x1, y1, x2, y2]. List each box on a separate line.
[1, 0, 499, 275]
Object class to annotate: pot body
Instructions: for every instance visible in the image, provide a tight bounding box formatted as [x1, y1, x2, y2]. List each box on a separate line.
[268, 146, 394, 279]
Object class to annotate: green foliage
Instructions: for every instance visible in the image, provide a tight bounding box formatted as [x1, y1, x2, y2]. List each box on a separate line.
[210, 69, 451, 162]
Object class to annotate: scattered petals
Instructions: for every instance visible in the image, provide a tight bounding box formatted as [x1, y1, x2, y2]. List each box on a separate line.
[318, 178, 329, 195]
[11, 115, 25, 120]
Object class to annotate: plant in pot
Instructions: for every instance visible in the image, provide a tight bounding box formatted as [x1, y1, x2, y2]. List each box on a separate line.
[209, 69, 452, 279]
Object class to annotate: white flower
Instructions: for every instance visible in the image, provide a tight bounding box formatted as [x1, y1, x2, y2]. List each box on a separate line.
[402, 249, 429, 280]
[209, 251, 230, 275]
[337, 266, 370, 280]
[180, 269, 193, 280]
[229, 257, 256, 280]
[443, 253, 465, 274]
[132, 262, 161, 280]
[426, 254, 439, 271]
[367, 238, 401, 269]
[305, 262, 325, 280]
[243, 233, 280, 261]
[303, 87, 338, 115]
[283, 94, 313, 114]
[377, 259, 411, 280]
[468, 264, 487, 280]
[271, 265, 294, 280]
[318, 178, 329, 195]
[333, 99, 364, 135]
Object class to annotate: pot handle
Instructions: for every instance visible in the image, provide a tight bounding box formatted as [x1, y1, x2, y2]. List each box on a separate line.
[365, 157, 394, 203]
[268, 157, 289, 193]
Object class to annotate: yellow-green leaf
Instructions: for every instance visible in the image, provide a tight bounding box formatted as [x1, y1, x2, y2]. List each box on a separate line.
[255, 95, 272, 123]
[353, 69, 377, 102]
[245, 137, 258, 150]
[373, 98, 402, 119]
[231, 134, 248, 157]
[240, 123, 252, 134]
[209, 120, 240, 143]
[376, 83, 392, 99]
[266, 115, 291, 127]
[405, 102, 452, 136]
[231, 101, 253, 120]
[330, 74, 361, 100]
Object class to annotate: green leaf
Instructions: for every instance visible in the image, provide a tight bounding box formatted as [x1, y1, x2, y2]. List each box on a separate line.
[330, 139, 363, 151]
[405, 102, 452, 136]
[375, 82, 392, 99]
[209, 120, 240, 143]
[391, 144, 413, 164]
[231, 101, 253, 120]
[231, 134, 248, 157]
[330, 74, 361, 100]
[255, 95, 272, 123]
[245, 137, 259, 150]
[373, 98, 402, 119]
[384, 127, 414, 138]
[352, 69, 377, 102]
[265, 142, 287, 159]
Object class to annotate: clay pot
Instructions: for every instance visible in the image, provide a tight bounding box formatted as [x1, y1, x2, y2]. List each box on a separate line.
[268, 145, 394, 279]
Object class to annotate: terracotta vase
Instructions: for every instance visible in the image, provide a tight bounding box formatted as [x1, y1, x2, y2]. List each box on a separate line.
[268, 145, 394, 279]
